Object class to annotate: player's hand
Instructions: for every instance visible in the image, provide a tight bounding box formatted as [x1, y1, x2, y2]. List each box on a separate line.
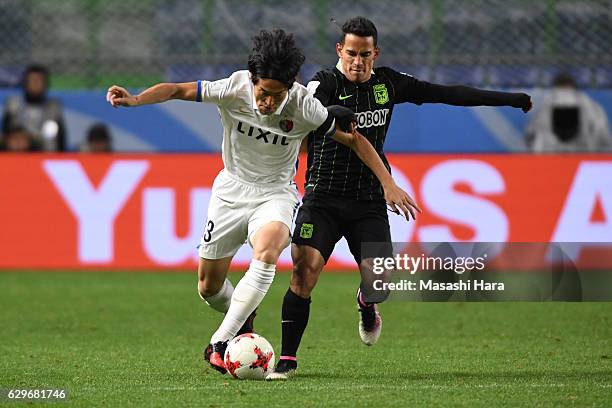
[327, 105, 357, 132]
[331, 121, 359, 146]
[383, 183, 422, 221]
[106, 85, 137, 108]
[519, 93, 533, 113]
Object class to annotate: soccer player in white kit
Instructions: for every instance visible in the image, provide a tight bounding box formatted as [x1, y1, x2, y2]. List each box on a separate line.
[106, 29, 414, 374]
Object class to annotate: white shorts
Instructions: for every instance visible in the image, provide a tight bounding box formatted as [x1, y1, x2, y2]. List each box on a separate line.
[198, 170, 300, 260]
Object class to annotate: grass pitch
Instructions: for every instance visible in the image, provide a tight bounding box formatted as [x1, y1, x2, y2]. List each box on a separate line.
[1, 271, 611, 407]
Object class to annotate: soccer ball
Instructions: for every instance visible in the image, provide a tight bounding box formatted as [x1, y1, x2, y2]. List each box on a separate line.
[224, 333, 275, 380]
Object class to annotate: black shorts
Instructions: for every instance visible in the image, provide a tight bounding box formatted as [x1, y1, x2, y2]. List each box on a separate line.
[292, 193, 392, 264]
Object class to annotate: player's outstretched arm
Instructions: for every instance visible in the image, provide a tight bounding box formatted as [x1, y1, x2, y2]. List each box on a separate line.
[332, 126, 421, 221]
[414, 82, 533, 112]
[106, 82, 197, 107]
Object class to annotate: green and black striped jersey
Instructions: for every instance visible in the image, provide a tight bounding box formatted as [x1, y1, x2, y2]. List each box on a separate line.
[304, 65, 530, 201]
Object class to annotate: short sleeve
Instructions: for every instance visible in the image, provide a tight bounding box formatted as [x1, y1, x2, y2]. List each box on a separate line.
[197, 77, 233, 106]
[302, 93, 332, 132]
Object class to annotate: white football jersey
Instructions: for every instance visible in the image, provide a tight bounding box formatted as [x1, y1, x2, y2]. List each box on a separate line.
[198, 71, 334, 185]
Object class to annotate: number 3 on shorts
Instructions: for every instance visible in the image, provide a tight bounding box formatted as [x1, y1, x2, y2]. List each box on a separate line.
[203, 220, 215, 242]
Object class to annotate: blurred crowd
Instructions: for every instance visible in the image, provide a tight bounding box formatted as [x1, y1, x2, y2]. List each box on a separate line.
[526, 73, 611, 153]
[1, 64, 113, 153]
[0, 64, 610, 153]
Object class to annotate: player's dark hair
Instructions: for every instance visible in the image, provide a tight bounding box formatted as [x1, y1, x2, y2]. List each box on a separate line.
[340, 16, 378, 47]
[248, 29, 305, 88]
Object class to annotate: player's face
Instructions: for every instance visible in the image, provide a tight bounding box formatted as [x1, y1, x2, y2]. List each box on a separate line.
[336, 34, 379, 83]
[253, 78, 288, 115]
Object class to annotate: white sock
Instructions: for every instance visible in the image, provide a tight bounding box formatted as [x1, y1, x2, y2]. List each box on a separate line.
[210, 259, 275, 343]
[200, 279, 234, 314]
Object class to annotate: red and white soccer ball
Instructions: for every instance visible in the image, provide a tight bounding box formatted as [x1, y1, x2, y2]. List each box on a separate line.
[224, 333, 275, 380]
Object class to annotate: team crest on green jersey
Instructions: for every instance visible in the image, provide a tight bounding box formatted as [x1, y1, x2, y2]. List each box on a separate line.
[373, 84, 389, 105]
[300, 223, 314, 239]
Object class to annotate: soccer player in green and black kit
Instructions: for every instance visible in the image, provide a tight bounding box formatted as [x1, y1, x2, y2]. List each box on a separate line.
[267, 16, 533, 380]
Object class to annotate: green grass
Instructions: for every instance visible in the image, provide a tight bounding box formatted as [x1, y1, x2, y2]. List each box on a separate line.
[1, 271, 611, 407]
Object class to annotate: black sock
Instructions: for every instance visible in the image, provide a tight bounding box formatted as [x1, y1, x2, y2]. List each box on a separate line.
[280, 288, 311, 359]
[358, 287, 375, 308]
